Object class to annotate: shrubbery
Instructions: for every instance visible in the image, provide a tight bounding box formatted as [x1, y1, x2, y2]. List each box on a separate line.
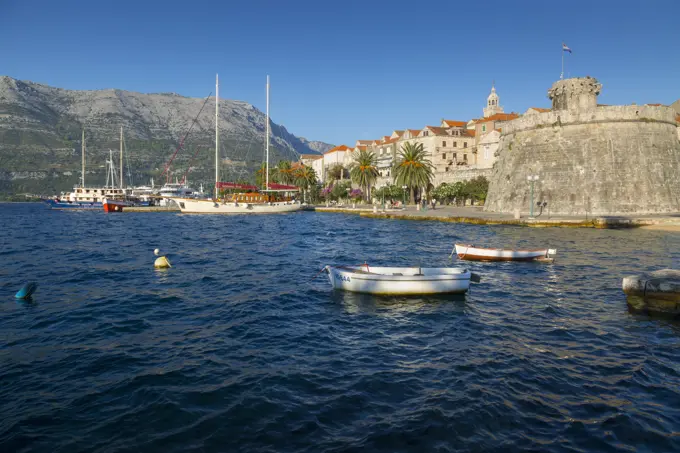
[431, 176, 489, 205]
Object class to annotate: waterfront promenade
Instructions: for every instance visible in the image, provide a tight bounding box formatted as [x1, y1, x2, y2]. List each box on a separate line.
[314, 204, 680, 230]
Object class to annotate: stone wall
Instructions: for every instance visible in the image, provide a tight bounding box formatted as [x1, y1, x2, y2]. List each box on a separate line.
[485, 77, 680, 215]
[433, 167, 491, 186]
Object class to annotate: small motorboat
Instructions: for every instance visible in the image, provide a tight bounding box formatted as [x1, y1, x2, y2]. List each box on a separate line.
[323, 264, 480, 295]
[454, 244, 556, 262]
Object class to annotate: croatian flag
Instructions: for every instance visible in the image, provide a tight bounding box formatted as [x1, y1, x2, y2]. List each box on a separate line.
[562, 42, 572, 53]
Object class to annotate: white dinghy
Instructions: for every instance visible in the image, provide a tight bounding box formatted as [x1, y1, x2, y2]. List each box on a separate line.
[454, 244, 556, 262]
[323, 264, 480, 295]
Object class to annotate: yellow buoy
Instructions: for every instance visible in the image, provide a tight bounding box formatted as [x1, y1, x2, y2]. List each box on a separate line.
[154, 248, 171, 269]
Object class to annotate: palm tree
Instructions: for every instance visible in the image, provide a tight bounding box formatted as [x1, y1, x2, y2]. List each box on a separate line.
[294, 164, 317, 203]
[349, 149, 379, 202]
[393, 142, 434, 204]
[255, 163, 277, 188]
[276, 160, 294, 185]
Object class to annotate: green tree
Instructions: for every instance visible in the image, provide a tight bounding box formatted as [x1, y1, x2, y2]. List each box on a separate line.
[327, 163, 348, 183]
[463, 176, 489, 205]
[293, 164, 318, 203]
[392, 142, 434, 204]
[349, 149, 379, 202]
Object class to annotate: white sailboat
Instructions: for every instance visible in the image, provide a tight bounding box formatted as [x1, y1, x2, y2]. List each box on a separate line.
[170, 75, 301, 214]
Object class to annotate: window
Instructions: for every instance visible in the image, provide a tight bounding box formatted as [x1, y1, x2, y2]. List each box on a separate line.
[442, 141, 446, 147]
[482, 125, 486, 132]
[464, 154, 468, 161]
[423, 131, 429, 136]
[453, 153, 457, 160]
[464, 142, 468, 148]
[442, 153, 446, 160]
[453, 142, 457, 147]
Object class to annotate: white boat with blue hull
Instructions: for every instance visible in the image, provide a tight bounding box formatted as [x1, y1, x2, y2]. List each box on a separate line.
[324, 265, 479, 295]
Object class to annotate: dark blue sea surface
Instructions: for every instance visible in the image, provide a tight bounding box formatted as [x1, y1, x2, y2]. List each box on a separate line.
[1, 203, 680, 452]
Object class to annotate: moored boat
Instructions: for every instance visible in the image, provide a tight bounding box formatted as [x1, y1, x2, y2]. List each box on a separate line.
[323, 264, 479, 295]
[454, 244, 556, 262]
[43, 197, 102, 210]
[102, 197, 133, 212]
[171, 74, 301, 214]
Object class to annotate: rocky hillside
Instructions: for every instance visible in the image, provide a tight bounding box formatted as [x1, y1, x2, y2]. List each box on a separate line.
[0, 76, 333, 196]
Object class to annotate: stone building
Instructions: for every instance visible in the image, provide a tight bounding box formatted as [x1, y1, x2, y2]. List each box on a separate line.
[485, 76, 680, 215]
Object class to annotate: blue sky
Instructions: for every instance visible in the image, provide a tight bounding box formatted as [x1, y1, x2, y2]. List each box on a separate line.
[1, 0, 678, 146]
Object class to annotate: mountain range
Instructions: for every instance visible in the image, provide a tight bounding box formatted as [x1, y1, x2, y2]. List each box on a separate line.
[0, 76, 333, 197]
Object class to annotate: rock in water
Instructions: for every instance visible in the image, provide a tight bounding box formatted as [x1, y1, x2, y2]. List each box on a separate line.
[622, 269, 680, 317]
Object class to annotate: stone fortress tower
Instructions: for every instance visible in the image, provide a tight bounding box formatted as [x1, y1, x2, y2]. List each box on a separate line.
[484, 76, 680, 215]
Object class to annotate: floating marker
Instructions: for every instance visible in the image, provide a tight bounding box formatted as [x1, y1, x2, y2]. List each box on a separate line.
[154, 248, 171, 269]
[15, 282, 37, 299]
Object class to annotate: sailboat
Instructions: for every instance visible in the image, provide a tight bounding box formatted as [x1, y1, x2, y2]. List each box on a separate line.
[170, 75, 302, 214]
[102, 127, 151, 212]
[44, 130, 129, 210]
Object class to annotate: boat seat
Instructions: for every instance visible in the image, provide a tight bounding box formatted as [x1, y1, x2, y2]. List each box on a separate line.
[392, 273, 403, 276]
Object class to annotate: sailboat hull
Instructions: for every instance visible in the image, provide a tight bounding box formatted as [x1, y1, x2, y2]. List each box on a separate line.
[170, 198, 302, 214]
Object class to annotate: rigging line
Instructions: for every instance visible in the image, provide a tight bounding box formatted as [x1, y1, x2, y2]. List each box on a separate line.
[160, 91, 212, 183]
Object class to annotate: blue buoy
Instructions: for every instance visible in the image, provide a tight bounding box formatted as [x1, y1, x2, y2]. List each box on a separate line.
[15, 282, 38, 299]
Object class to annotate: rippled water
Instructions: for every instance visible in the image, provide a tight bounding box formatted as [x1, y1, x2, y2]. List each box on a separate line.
[1, 203, 680, 452]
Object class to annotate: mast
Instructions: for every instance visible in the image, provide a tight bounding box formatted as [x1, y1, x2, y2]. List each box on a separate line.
[119, 126, 124, 188]
[265, 75, 270, 190]
[215, 74, 219, 194]
[81, 129, 86, 187]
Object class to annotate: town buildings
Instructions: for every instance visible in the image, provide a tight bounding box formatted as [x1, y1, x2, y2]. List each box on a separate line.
[306, 85, 520, 187]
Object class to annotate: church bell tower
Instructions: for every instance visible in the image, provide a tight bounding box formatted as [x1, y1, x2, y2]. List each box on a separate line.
[483, 84, 504, 118]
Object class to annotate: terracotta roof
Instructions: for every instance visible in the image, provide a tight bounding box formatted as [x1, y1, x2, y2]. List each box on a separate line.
[465, 130, 476, 137]
[495, 128, 502, 133]
[325, 145, 351, 154]
[383, 138, 398, 144]
[646, 103, 662, 106]
[300, 154, 322, 159]
[406, 129, 421, 136]
[355, 145, 368, 151]
[382, 136, 391, 142]
[392, 130, 404, 136]
[529, 107, 551, 113]
[424, 126, 448, 135]
[442, 120, 466, 127]
[355, 140, 373, 145]
[475, 113, 520, 124]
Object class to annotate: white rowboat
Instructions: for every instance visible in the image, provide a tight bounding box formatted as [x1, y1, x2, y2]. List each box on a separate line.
[454, 244, 556, 262]
[324, 265, 479, 295]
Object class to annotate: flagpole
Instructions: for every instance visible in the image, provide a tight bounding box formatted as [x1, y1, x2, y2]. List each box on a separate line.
[561, 47, 564, 80]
